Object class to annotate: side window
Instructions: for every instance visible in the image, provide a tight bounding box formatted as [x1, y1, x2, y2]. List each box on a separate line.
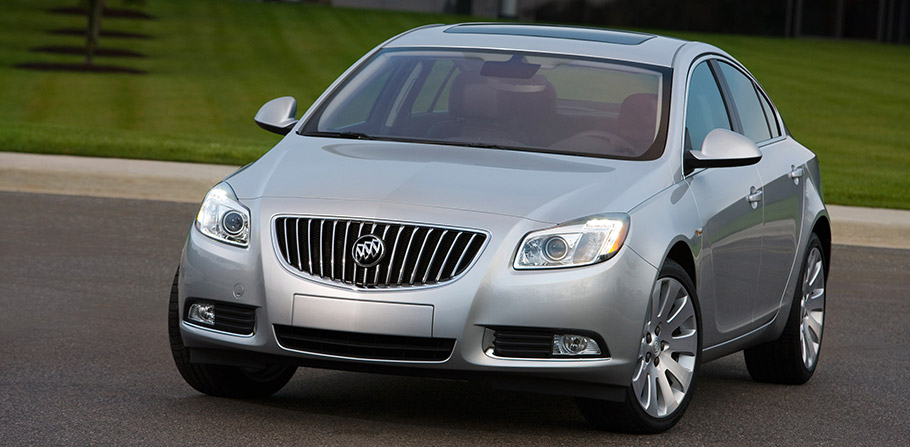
[685, 61, 731, 151]
[757, 89, 781, 138]
[717, 62, 772, 143]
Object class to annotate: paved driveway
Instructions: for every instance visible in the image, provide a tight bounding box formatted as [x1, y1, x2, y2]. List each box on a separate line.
[1, 191, 907, 445]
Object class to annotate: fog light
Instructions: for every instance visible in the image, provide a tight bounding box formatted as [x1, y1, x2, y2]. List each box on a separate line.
[187, 303, 215, 326]
[553, 334, 601, 356]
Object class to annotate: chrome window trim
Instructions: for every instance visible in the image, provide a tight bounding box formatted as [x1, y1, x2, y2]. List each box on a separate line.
[269, 213, 491, 293]
[757, 134, 788, 149]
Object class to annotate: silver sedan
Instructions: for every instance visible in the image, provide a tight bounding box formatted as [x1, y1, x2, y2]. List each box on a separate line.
[169, 23, 829, 433]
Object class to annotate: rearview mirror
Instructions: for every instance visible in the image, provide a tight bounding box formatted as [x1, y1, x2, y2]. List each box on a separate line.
[684, 128, 762, 174]
[254, 96, 298, 135]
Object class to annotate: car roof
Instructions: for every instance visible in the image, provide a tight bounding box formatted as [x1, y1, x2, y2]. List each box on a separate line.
[384, 23, 689, 67]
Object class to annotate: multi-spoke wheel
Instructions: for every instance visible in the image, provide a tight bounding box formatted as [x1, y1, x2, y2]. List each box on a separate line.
[799, 246, 826, 369]
[632, 276, 698, 418]
[745, 233, 827, 384]
[577, 259, 700, 433]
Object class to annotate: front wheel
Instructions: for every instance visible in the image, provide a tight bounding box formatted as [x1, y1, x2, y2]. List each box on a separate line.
[577, 259, 701, 433]
[168, 269, 297, 398]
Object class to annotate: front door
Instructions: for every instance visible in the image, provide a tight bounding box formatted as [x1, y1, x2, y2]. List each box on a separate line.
[684, 60, 764, 339]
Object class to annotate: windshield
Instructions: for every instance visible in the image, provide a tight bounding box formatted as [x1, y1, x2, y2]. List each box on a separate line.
[301, 48, 670, 160]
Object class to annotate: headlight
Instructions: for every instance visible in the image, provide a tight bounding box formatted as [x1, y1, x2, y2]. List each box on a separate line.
[195, 182, 250, 247]
[513, 214, 629, 269]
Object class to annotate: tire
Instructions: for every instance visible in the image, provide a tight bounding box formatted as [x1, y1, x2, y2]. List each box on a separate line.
[577, 259, 701, 434]
[168, 269, 297, 398]
[744, 233, 826, 384]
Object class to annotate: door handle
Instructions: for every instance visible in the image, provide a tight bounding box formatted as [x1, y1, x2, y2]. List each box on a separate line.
[789, 165, 804, 185]
[747, 187, 763, 209]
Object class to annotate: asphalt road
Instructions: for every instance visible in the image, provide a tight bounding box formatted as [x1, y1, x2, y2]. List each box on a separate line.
[1, 191, 907, 446]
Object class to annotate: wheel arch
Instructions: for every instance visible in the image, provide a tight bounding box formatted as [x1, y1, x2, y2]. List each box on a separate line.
[811, 215, 832, 276]
[664, 241, 697, 289]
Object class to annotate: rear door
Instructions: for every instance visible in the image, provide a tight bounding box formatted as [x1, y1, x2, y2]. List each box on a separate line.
[714, 61, 805, 325]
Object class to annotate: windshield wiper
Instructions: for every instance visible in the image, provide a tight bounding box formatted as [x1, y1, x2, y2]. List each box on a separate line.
[303, 131, 376, 140]
[304, 132, 513, 150]
[466, 142, 507, 149]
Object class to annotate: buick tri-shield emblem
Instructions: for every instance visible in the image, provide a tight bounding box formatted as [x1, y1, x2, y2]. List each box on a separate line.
[352, 234, 385, 268]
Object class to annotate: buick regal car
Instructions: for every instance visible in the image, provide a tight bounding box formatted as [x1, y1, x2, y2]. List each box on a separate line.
[169, 23, 830, 433]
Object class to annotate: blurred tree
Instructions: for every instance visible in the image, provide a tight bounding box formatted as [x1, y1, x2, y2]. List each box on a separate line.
[85, 0, 105, 65]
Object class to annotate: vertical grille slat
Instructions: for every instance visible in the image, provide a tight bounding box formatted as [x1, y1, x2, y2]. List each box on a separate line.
[330, 221, 337, 279]
[386, 226, 404, 285]
[307, 219, 314, 273]
[450, 233, 478, 278]
[318, 220, 325, 278]
[283, 219, 291, 269]
[422, 229, 447, 284]
[295, 220, 303, 271]
[409, 229, 433, 285]
[375, 225, 391, 285]
[436, 232, 462, 282]
[342, 221, 351, 283]
[397, 228, 419, 286]
[274, 217, 486, 289]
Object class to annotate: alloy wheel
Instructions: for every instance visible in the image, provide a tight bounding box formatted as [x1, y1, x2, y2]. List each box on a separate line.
[632, 277, 698, 418]
[800, 246, 825, 369]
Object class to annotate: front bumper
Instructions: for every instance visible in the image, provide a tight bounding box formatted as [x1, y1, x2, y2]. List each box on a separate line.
[178, 197, 657, 398]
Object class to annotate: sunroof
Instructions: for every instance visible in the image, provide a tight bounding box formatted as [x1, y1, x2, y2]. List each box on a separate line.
[445, 24, 655, 46]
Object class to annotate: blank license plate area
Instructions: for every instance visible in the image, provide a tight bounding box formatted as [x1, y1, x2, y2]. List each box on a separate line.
[292, 294, 434, 337]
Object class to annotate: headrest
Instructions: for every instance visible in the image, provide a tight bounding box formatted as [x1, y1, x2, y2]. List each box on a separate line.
[450, 72, 499, 121]
[617, 93, 658, 147]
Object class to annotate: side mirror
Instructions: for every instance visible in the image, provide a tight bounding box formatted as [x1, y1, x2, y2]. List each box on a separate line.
[254, 96, 298, 135]
[684, 128, 762, 174]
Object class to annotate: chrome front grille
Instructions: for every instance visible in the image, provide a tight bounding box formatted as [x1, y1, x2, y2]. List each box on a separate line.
[274, 216, 487, 289]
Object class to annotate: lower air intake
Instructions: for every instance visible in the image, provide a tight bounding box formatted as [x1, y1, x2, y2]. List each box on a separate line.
[274, 325, 456, 362]
[492, 328, 555, 358]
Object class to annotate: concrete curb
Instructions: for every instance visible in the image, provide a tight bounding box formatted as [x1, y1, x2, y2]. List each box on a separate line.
[0, 152, 237, 203]
[2, 152, 908, 249]
[825, 205, 910, 250]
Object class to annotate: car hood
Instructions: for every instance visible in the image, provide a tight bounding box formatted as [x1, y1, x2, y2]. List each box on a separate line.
[227, 137, 671, 224]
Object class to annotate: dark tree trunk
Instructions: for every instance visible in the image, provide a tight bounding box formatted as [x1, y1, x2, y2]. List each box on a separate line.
[85, 0, 104, 65]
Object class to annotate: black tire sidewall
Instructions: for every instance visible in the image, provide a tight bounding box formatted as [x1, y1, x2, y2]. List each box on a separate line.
[168, 268, 296, 397]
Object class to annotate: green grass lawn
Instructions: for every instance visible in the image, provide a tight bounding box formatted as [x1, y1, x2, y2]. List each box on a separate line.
[1, 0, 908, 209]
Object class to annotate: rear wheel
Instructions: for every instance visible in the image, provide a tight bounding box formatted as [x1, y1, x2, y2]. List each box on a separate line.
[744, 233, 826, 384]
[577, 259, 701, 433]
[168, 269, 296, 397]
